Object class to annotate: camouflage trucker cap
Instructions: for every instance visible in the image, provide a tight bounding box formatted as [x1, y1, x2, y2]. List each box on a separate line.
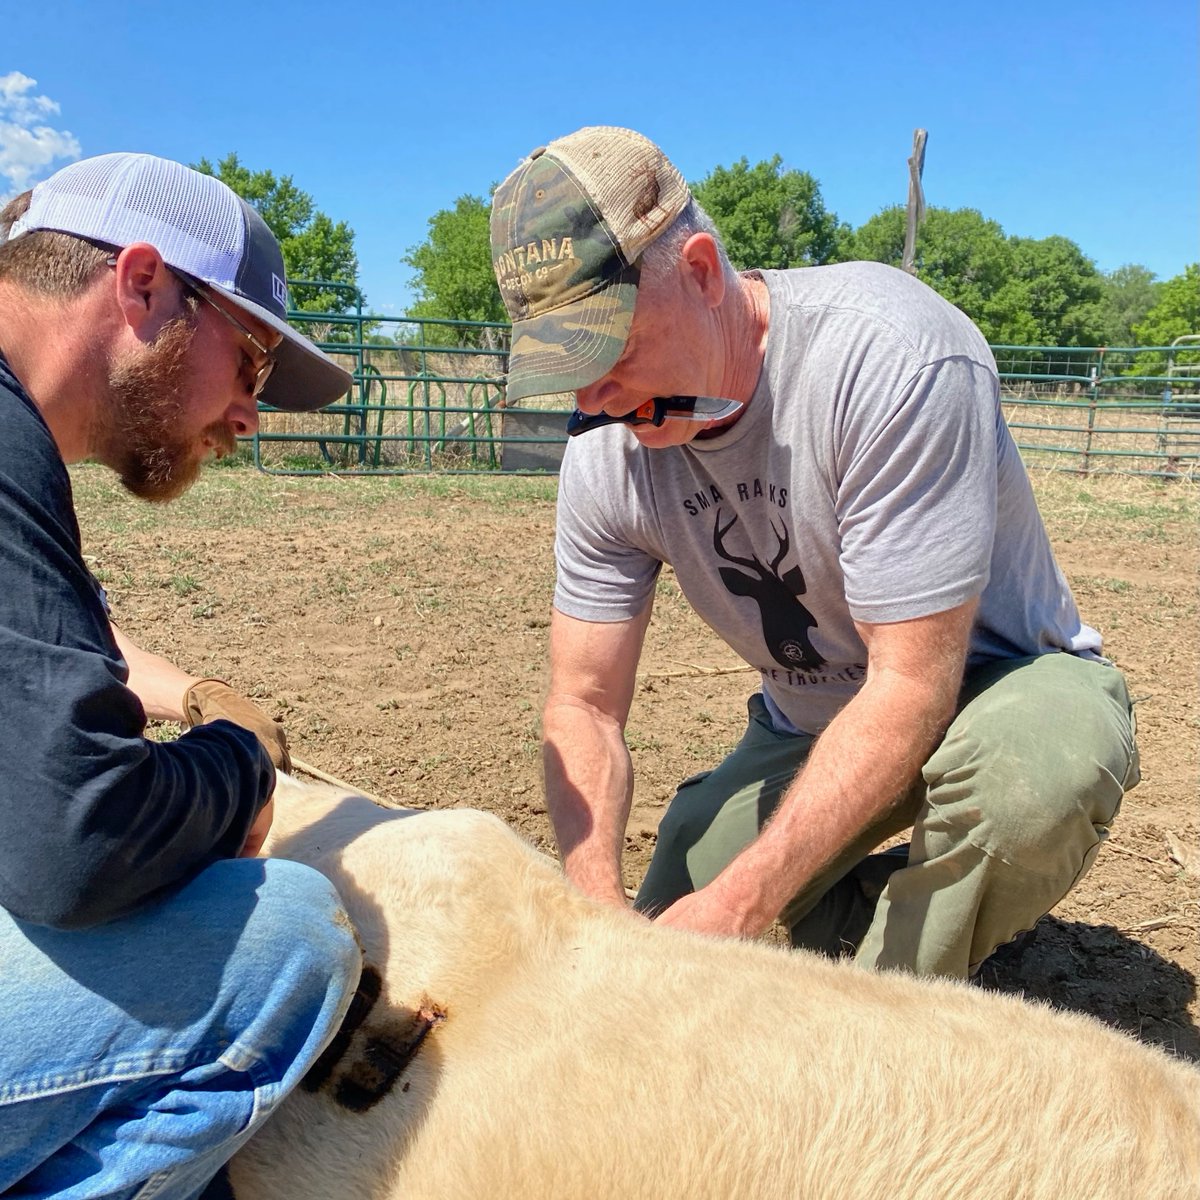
[490, 127, 691, 402]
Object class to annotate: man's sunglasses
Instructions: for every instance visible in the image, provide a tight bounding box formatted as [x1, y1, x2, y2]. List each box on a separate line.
[177, 278, 278, 400]
[104, 253, 277, 400]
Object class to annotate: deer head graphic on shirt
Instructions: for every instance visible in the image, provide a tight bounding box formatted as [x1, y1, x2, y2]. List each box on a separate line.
[713, 510, 825, 672]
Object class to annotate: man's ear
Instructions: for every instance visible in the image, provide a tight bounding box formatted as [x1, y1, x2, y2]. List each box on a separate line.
[111, 243, 182, 339]
[679, 232, 727, 309]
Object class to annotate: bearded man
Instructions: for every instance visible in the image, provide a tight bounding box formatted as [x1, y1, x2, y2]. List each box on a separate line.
[0, 154, 362, 1199]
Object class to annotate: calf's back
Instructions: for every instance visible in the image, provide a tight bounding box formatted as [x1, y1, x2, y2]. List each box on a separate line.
[229, 778, 1200, 1200]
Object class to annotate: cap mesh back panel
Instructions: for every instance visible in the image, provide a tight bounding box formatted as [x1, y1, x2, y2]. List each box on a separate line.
[125, 163, 241, 260]
[17, 154, 245, 288]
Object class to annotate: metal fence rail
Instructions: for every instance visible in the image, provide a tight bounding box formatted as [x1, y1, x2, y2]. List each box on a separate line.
[993, 345, 1200, 479]
[256, 298, 576, 475]
[253, 301, 1200, 479]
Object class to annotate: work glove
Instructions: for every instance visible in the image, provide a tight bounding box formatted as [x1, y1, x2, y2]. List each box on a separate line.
[182, 678, 292, 773]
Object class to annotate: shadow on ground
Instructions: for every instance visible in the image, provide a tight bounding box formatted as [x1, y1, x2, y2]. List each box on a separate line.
[975, 916, 1199, 1062]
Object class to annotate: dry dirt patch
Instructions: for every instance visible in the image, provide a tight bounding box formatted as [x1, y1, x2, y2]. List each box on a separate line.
[73, 464, 1199, 1058]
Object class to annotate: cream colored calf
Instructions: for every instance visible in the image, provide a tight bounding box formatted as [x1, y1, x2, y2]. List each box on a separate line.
[229, 776, 1200, 1200]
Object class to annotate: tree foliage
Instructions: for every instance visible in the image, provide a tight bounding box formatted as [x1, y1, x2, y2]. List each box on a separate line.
[395, 148, 1190, 364]
[995, 235, 1103, 347]
[192, 153, 360, 315]
[844, 205, 906, 265]
[691, 156, 848, 269]
[910, 209, 1013, 337]
[402, 193, 506, 337]
[1093, 265, 1162, 347]
[849, 205, 1104, 346]
[1131, 264, 1200, 376]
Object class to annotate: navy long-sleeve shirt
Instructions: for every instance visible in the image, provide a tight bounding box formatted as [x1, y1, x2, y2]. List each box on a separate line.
[0, 350, 273, 929]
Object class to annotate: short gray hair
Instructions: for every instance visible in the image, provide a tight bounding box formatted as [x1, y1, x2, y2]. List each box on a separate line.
[637, 198, 738, 294]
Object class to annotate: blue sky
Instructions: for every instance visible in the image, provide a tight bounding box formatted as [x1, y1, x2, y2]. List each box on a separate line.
[4, 0, 1196, 315]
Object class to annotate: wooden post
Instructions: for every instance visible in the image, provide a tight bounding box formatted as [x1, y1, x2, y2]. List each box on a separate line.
[902, 129, 928, 276]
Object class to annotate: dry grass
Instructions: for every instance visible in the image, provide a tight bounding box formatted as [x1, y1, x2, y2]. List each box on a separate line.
[1002, 392, 1200, 480]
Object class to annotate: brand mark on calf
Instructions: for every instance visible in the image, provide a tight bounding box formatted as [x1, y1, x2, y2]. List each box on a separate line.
[301, 963, 448, 1114]
[335, 1003, 447, 1113]
[302, 964, 382, 1093]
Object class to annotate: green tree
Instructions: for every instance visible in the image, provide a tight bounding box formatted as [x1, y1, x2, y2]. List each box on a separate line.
[1092, 265, 1162, 347]
[691, 156, 848, 269]
[844, 205, 906, 265]
[913, 210, 1013, 338]
[848, 208, 1103, 348]
[192, 153, 360, 315]
[1131, 264, 1200, 376]
[402, 193, 506, 340]
[990, 235, 1103, 347]
[850, 205, 1013, 340]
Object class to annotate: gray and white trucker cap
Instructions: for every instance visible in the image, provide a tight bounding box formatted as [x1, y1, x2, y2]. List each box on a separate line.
[5, 153, 352, 412]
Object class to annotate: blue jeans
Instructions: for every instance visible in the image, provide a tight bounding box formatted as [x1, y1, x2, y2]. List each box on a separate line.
[0, 858, 362, 1199]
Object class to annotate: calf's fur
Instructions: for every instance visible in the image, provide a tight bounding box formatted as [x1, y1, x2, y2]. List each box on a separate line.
[229, 775, 1200, 1200]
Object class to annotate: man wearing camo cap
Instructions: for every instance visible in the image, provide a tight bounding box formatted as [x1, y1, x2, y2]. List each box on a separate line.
[0, 154, 361, 1197]
[492, 126, 1139, 978]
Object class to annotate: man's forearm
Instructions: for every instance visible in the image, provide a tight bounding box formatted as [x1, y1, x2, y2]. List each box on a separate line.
[112, 625, 200, 722]
[542, 694, 636, 904]
[709, 672, 956, 935]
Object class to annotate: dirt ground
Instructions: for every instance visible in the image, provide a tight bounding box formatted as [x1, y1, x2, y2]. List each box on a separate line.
[72, 463, 1199, 1060]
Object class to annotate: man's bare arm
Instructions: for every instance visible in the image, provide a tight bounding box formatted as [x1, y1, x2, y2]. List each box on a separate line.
[111, 624, 200, 721]
[542, 604, 653, 906]
[656, 598, 978, 937]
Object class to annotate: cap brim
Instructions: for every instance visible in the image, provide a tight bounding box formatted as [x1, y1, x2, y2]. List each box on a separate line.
[207, 284, 354, 413]
[504, 277, 638, 403]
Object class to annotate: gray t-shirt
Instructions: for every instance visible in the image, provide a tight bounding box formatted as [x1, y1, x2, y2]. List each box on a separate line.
[554, 262, 1100, 736]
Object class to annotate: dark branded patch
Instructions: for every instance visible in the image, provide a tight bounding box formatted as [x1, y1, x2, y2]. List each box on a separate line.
[301, 964, 382, 1093]
[300, 961, 447, 1113]
[334, 1004, 447, 1113]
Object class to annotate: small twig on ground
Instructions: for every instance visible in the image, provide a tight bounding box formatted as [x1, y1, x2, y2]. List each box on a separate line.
[1165, 831, 1197, 878]
[1117, 913, 1188, 935]
[641, 663, 756, 681]
[1105, 841, 1163, 865]
[290, 756, 393, 807]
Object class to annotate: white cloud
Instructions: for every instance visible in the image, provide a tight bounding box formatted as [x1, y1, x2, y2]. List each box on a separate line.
[0, 72, 81, 196]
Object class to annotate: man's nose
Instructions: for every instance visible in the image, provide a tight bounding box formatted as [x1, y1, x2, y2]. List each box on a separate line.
[227, 396, 260, 437]
[574, 378, 621, 414]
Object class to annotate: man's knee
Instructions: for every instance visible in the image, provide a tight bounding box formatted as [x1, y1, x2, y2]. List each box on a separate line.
[239, 856, 361, 985]
[245, 858, 358, 955]
[212, 859, 361, 1076]
[925, 659, 1134, 869]
[947, 656, 1137, 797]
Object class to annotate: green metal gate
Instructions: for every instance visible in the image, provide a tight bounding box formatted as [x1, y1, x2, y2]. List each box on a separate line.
[993, 344, 1200, 478]
[253, 293, 1199, 479]
[253, 286, 568, 476]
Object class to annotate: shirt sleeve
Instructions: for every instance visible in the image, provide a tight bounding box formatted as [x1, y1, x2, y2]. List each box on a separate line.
[0, 388, 273, 929]
[835, 354, 999, 625]
[551, 435, 662, 622]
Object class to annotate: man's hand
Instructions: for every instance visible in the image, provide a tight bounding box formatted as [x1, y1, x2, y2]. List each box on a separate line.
[655, 601, 981, 946]
[182, 679, 292, 772]
[653, 882, 770, 941]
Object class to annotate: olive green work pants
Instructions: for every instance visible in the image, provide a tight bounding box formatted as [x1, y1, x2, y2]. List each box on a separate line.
[634, 652, 1140, 979]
